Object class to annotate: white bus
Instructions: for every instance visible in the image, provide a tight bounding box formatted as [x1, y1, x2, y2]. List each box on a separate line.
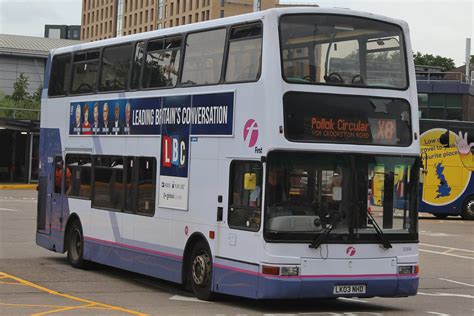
[37, 7, 420, 300]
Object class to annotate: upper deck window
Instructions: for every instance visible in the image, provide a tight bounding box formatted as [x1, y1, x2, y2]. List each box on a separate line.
[225, 23, 262, 83]
[99, 44, 133, 92]
[71, 50, 100, 94]
[280, 14, 407, 89]
[143, 37, 182, 88]
[48, 54, 71, 96]
[181, 28, 226, 86]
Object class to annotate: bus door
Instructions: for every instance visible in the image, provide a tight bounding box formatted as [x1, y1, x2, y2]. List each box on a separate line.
[228, 161, 263, 232]
[37, 156, 62, 235]
[51, 156, 64, 232]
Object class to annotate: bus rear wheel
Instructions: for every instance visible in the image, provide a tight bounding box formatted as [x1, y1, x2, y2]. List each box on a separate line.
[189, 240, 214, 301]
[66, 221, 88, 269]
[462, 196, 474, 220]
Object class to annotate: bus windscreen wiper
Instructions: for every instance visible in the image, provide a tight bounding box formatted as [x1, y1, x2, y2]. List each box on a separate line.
[366, 211, 392, 249]
[309, 211, 342, 249]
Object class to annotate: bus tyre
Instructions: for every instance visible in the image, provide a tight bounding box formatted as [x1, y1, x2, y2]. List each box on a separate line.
[434, 214, 448, 219]
[462, 196, 474, 220]
[189, 240, 214, 301]
[67, 221, 88, 269]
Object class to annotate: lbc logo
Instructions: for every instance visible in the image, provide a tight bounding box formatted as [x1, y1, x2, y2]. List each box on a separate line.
[162, 136, 186, 168]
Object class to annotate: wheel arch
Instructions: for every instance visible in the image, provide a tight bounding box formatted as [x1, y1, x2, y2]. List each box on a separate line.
[63, 213, 81, 253]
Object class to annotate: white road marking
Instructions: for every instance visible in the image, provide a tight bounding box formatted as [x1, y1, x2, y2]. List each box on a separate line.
[419, 249, 474, 260]
[338, 297, 369, 303]
[418, 292, 474, 299]
[426, 312, 451, 316]
[0, 207, 21, 212]
[439, 278, 474, 288]
[419, 232, 454, 237]
[419, 243, 474, 254]
[168, 295, 212, 303]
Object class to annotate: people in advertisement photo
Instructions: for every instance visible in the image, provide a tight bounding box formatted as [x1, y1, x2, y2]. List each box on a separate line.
[82, 104, 92, 135]
[92, 102, 100, 135]
[102, 102, 111, 135]
[73, 104, 82, 135]
[112, 102, 123, 135]
[124, 101, 131, 135]
[455, 131, 474, 171]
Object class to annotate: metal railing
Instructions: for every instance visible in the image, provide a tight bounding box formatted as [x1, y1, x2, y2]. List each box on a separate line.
[416, 71, 471, 84]
[0, 107, 40, 120]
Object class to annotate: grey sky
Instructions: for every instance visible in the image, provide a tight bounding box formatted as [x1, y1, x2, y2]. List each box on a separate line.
[0, 0, 472, 66]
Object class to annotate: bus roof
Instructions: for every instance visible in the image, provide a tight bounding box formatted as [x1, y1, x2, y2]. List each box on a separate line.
[50, 7, 409, 56]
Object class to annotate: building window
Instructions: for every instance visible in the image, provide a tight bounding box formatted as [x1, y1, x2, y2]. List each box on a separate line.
[182, 16, 185, 24]
[183, 0, 186, 12]
[220, 10, 224, 18]
[206, 10, 209, 20]
[189, 14, 192, 23]
[145, 10, 148, 22]
[195, 13, 198, 22]
[177, 0, 180, 15]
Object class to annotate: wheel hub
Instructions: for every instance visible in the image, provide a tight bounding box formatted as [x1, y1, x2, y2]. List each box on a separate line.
[466, 201, 474, 216]
[192, 253, 210, 286]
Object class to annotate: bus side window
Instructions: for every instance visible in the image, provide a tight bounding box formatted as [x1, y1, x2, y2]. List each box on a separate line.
[130, 41, 145, 90]
[99, 43, 133, 92]
[228, 161, 262, 232]
[65, 154, 91, 199]
[142, 37, 181, 89]
[181, 28, 226, 86]
[225, 23, 262, 83]
[48, 54, 71, 96]
[54, 157, 63, 194]
[71, 50, 100, 94]
[136, 157, 156, 216]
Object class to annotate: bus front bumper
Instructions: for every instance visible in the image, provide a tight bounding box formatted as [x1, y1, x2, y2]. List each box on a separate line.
[257, 274, 419, 299]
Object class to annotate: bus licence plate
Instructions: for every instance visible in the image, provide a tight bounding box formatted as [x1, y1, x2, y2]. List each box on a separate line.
[333, 285, 366, 295]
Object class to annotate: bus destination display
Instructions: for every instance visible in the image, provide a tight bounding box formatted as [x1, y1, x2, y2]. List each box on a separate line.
[284, 92, 411, 146]
[311, 117, 397, 145]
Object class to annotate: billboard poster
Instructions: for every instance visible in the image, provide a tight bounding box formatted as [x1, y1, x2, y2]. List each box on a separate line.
[68, 92, 234, 210]
[159, 95, 191, 210]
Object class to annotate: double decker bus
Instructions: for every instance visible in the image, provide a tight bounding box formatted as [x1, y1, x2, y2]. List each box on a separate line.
[37, 7, 420, 300]
[419, 119, 474, 220]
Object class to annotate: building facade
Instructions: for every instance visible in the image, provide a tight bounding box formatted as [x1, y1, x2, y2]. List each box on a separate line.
[0, 34, 81, 183]
[416, 65, 473, 121]
[44, 25, 81, 40]
[81, 0, 289, 40]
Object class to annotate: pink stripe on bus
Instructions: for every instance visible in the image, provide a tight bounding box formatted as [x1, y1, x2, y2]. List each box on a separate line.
[84, 236, 183, 260]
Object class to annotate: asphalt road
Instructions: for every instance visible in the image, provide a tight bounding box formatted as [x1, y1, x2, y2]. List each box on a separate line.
[1, 189, 473, 316]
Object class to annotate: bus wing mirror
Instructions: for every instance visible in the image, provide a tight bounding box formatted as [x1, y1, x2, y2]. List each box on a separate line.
[244, 173, 257, 190]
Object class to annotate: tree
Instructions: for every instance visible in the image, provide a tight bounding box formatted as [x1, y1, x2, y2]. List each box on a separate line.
[0, 73, 40, 120]
[10, 73, 30, 102]
[413, 52, 456, 71]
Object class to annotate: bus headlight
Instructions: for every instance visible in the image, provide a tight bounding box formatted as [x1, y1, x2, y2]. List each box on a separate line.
[280, 266, 299, 276]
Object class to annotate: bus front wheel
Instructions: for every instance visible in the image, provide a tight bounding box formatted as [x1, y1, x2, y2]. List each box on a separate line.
[66, 220, 88, 269]
[462, 196, 474, 220]
[189, 240, 214, 301]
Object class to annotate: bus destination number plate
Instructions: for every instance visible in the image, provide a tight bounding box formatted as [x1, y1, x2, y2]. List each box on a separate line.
[333, 285, 366, 295]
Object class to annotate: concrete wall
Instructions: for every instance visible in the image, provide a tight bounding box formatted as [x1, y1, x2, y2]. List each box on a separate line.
[0, 55, 46, 96]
